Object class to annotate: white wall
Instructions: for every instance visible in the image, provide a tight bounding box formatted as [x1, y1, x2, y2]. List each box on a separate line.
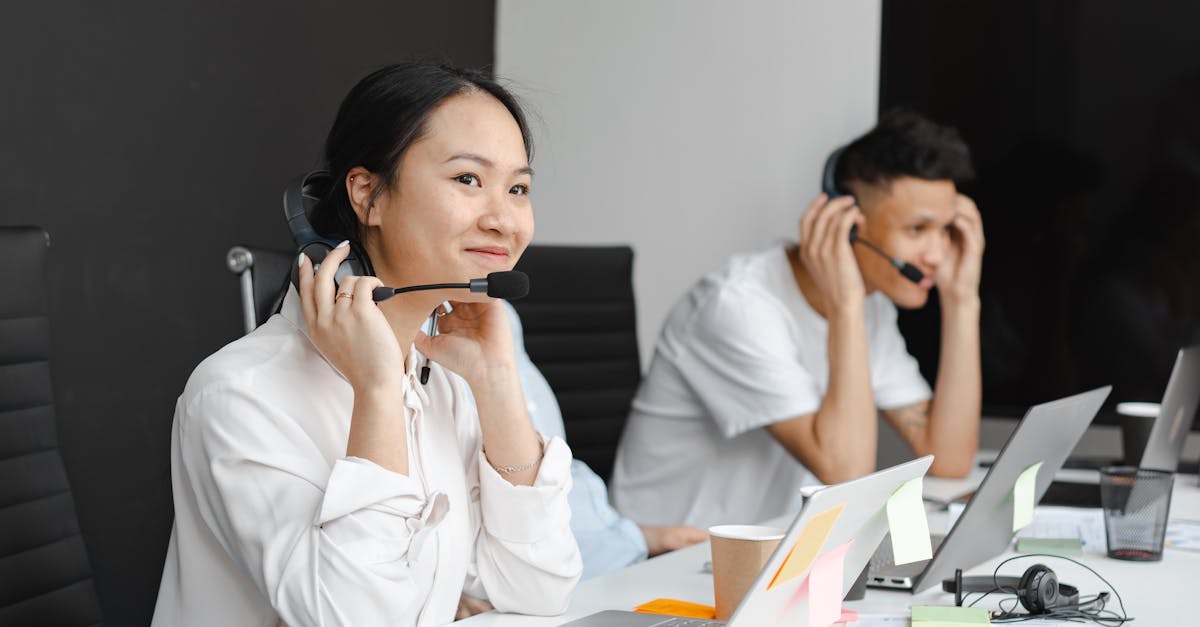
[496, 0, 882, 363]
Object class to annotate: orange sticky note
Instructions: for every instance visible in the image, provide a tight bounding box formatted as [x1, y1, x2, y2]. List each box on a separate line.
[634, 598, 716, 619]
[767, 503, 845, 590]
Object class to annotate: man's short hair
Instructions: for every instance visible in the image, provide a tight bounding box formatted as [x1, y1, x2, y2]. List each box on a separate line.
[835, 108, 975, 192]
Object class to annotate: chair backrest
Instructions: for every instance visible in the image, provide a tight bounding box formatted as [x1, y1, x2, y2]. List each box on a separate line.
[512, 245, 641, 480]
[226, 246, 295, 334]
[0, 226, 104, 626]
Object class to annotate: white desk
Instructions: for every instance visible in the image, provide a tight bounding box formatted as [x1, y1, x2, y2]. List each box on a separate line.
[460, 467, 1199, 626]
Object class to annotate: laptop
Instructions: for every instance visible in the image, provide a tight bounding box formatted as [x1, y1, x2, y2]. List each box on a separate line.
[1136, 345, 1200, 471]
[867, 386, 1111, 594]
[561, 455, 935, 627]
[1043, 345, 1200, 507]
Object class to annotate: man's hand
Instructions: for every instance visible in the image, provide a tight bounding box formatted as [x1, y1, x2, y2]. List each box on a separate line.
[935, 194, 985, 306]
[639, 524, 709, 557]
[798, 194, 866, 314]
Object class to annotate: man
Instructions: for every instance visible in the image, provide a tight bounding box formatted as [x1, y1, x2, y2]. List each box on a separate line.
[611, 110, 984, 529]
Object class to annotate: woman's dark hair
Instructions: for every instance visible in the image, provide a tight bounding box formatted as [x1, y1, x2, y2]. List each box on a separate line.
[835, 108, 974, 191]
[310, 62, 533, 255]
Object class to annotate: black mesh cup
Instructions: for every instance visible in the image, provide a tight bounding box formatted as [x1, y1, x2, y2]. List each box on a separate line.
[1100, 466, 1174, 561]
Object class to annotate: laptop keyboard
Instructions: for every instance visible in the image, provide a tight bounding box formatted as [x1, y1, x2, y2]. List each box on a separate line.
[651, 619, 725, 627]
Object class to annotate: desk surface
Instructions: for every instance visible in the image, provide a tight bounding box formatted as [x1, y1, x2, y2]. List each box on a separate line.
[461, 466, 1199, 626]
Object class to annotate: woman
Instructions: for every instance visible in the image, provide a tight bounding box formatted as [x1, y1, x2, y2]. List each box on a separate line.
[152, 63, 581, 626]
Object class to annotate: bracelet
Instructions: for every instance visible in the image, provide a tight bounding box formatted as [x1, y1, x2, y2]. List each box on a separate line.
[486, 438, 545, 475]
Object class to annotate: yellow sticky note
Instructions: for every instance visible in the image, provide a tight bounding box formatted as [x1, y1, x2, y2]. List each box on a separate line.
[886, 476, 933, 565]
[634, 598, 716, 619]
[1013, 461, 1043, 532]
[767, 503, 844, 590]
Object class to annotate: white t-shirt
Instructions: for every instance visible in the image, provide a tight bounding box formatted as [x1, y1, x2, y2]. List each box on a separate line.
[152, 288, 581, 627]
[610, 245, 931, 529]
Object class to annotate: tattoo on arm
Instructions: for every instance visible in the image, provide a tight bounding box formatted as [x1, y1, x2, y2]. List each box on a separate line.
[894, 403, 930, 436]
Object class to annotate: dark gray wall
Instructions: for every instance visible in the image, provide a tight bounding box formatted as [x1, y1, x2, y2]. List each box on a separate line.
[0, 2, 494, 624]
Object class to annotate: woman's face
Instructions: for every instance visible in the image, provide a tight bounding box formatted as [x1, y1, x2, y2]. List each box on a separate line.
[362, 91, 533, 302]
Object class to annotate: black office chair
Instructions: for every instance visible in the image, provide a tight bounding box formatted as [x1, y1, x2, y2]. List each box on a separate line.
[512, 245, 641, 481]
[225, 246, 295, 334]
[0, 226, 104, 626]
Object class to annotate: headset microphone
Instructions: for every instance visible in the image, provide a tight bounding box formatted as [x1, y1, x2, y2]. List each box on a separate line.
[849, 225, 926, 284]
[821, 148, 925, 286]
[371, 270, 530, 302]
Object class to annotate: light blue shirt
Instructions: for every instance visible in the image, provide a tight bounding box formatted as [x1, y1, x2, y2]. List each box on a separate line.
[504, 302, 649, 579]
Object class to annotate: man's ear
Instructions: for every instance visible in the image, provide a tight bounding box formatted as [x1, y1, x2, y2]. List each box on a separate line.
[346, 167, 383, 227]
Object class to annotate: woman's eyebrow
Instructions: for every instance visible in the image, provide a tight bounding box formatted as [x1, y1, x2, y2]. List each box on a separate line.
[445, 152, 534, 177]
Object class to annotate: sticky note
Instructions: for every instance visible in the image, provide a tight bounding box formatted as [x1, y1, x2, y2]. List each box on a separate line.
[768, 503, 845, 590]
[1017, 537, 1083, 556]
[633, 598, 716, 619]
[807, 539, 851, 627]
[886, 476, 933, 565]
[1013, 461, 1043, 532]
[911, 605, 991, 625]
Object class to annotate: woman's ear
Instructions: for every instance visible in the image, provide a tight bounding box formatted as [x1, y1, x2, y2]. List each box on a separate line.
[345, 167, 383, 227]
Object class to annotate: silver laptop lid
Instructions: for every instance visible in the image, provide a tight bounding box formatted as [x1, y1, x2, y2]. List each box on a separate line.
[727, 455, 933, 626]
[911, 386, 1111, 593]
[1140, 345, 1200, 472]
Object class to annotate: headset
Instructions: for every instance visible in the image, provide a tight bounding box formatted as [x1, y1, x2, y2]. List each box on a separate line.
[942, 555, 1131, 625]
[946, 562, 1080, 615]
[819, 147, 925, 284]
[283, 170, 374, 291]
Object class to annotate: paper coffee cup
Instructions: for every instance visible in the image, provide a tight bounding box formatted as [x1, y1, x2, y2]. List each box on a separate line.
[708, 525, 785, 620]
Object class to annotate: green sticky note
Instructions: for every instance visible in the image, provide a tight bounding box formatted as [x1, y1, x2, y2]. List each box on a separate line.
[886, 476, 933, 565]
[1017, 537, 1083, 556]
[1012, 461, 1043, 532]
[911, 604, 991, 624]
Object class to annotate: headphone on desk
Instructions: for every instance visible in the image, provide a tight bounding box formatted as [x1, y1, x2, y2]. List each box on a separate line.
[945, 563, 1080, 614]
[943, 555, 1131, 624]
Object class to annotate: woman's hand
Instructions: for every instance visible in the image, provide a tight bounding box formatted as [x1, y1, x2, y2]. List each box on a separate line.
[414, 299, 516, 387]
[297, 242, 405, 394]
[934, 194, 985, 307]
[799, 194, 866, 314]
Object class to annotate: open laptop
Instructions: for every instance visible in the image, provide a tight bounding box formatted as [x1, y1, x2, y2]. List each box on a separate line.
[867, 386, 1111, 594]
[561, 455, 935, 626]
[1043, 345, 1200, 507]
[1136, 345, 1200, 471]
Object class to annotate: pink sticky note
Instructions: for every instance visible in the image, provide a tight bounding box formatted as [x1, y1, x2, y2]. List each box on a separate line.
[806, 539, 852, 627]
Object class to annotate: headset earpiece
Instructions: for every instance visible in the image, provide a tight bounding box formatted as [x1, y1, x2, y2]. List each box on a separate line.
[1017, 563, 1058, 614]
[285, 170, 373, 291]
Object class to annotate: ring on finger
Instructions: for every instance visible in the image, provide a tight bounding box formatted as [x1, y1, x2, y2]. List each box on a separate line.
[336, 292, 354, 301]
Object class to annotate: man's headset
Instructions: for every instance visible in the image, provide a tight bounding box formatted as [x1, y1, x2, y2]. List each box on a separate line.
[819, 147, 925, 285]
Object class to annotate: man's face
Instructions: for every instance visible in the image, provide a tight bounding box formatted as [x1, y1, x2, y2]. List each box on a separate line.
[851, 176, 958, 309]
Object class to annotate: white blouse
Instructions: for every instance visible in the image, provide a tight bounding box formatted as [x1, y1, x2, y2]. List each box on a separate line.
[152, 289, 581, 627]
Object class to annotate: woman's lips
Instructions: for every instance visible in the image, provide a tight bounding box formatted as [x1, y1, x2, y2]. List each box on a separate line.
[466, 248, 510, 264]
